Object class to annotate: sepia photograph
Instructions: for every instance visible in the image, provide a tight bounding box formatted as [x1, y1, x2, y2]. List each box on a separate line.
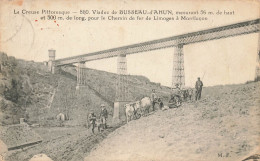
[0, 0, 259, 161]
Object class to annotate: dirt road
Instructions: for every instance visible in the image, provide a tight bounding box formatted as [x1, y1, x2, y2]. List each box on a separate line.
[5, 126, 119, 161]
[84, 82, 260, 161]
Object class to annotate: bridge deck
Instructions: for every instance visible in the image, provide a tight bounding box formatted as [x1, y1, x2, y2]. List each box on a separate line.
[55, 19, 260, 66]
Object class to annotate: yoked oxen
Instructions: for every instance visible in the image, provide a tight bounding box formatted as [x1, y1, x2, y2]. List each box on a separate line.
[125, 101, 142, 123]
[139, 97, 153, 116]
[139, 97, 164, 116]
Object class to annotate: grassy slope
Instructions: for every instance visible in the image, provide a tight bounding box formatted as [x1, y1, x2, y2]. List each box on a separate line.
[84, 82, 260, 161]
[61, 65, 171, 102]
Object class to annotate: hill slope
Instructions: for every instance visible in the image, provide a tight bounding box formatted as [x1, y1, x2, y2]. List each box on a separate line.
[0, 53, 171, 126]
[84, 82, 260, 161]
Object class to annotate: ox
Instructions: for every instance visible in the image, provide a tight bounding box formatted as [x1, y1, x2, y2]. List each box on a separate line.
[125, 101, 141, 123]
[139, 97, 164, 116]
[139, 97, 153, 116]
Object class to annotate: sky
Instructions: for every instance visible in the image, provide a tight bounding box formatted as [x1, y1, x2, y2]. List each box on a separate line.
[0, 0, 259, 87]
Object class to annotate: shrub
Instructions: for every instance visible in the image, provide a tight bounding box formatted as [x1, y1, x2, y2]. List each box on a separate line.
[4, 79, 20, 103]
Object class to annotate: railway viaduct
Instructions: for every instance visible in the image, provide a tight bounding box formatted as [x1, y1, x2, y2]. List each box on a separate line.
[46, 18, 260, 123]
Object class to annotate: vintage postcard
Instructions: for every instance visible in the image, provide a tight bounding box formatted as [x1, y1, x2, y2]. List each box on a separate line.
[0, 0, 259, 161]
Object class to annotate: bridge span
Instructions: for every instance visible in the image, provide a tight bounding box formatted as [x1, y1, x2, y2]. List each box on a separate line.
[48, 18, 259, 87]
[54, 19, 259, 66]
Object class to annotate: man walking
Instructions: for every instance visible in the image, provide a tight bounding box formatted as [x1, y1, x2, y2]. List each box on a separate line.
[171, 84, 181, 106]
[151, 89, 158, 111]
[100, 104, 108, 129]
[88, 111, 96, 134]
[195, 77, 203, 101]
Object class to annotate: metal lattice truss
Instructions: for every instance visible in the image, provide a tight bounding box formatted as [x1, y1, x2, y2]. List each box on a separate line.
[172, 45, 185, 88]
[54, 19, 260, 66]
[76, 62, 87, 86]
[116, 54, 129, 101]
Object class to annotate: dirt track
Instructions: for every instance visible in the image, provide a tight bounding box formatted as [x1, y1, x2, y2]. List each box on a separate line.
[84, 82, 260, 161]
[5, 126, 119, 161]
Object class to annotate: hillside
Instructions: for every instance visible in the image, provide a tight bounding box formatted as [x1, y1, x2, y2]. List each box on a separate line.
[0, 52, 171, 126]
[84, 82, 260, 161]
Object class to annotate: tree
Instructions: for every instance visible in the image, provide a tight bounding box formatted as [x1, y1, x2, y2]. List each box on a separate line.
[4, 79, 20, 103]
[0, 53, 8, 66]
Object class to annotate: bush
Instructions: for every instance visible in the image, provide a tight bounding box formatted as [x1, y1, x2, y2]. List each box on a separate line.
[4, 79, 20, 103]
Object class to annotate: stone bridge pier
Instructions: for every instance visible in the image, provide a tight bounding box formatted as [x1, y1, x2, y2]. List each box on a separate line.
[47, 49, 61, 74]
[113, 53, 130, 124]
[76, 62, 87, 90]
[48, 49, 56, 74]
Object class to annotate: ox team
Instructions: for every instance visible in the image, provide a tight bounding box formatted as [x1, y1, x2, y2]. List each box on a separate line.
[89, 78, 203, 133]
[125, 77, 204, 123]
